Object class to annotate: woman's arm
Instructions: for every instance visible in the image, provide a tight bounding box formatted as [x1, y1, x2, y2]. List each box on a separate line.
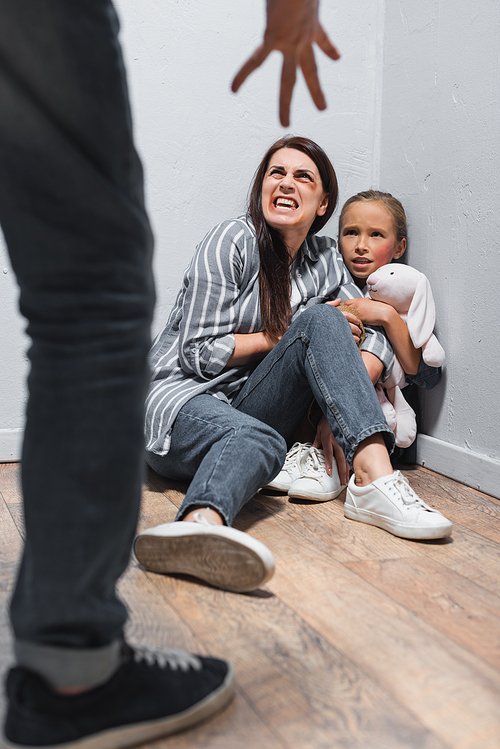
[342, 297, 421, 376]
[176, 220, 258, 379]
[226, 332, 277, 367]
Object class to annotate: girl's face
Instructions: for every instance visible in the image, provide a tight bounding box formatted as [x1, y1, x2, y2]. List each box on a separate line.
[339, 200, 406, 286]
[261, 148, 328, 244]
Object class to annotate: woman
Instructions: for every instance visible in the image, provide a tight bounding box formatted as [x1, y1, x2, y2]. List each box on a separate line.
[136, 136, 452, 593]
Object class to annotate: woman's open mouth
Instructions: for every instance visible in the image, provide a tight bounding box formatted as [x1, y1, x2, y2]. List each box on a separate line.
[273, 197, 298, 210]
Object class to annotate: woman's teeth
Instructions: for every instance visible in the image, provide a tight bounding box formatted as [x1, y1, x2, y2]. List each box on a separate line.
[275, 198, 297, 209]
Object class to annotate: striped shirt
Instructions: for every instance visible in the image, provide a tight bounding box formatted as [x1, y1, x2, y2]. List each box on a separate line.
[145, 216, 393, 456]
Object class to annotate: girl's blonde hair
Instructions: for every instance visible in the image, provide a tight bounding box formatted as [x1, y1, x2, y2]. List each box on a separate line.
[338, 190, 407, 247]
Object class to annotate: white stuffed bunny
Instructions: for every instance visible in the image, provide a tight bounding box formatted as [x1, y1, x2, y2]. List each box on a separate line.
[367, 264, 445, 448]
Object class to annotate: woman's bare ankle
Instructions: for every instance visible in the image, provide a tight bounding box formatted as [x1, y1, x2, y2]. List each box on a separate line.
[352, 434, 394, 487]
[182, 507, 224, 525]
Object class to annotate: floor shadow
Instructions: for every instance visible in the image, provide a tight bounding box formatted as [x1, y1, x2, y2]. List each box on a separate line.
[153, 572, 275, 597]
[234, 495, 288, 533]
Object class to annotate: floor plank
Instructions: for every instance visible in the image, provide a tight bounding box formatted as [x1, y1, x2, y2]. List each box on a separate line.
[1, 462, 500, 748]
[344, 555, 500, 669]
[145, 571, 446, 749]
[0, 484, 23, 722]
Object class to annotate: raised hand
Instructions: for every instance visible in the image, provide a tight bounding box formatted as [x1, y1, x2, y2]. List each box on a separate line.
[231, 0, 340, 127]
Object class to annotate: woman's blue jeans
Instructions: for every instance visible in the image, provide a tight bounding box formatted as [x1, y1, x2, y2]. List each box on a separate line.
[147, 305, 394, 527]
[0, 1, 154, 686]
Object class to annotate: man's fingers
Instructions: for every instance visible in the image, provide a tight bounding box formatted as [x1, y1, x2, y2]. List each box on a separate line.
[232, 22, 340, 125]
[231, 45, 270, 93]
[316, 24, 341, 61]
[279, 53, 297, 127]
[300, 46, 326, 111]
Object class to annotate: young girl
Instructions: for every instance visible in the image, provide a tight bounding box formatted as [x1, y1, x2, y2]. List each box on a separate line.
[273, 190, 441, 499]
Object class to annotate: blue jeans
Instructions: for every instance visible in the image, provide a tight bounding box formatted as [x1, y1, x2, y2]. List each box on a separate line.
[147, 305, 394, 526]
[0, 1, 154, 686]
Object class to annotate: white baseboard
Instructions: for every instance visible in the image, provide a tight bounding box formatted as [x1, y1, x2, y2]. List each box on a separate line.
[0, 429, 23, 463]
[417, 434, 500, 500]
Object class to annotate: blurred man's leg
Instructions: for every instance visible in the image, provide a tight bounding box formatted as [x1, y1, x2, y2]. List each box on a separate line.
[0, 2, 232, 746]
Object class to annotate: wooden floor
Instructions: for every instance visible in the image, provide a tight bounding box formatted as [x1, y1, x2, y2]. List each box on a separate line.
[0, 462, 499, 748]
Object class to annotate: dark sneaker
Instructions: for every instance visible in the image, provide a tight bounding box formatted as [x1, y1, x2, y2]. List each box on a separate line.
[3, 643, 233, 748]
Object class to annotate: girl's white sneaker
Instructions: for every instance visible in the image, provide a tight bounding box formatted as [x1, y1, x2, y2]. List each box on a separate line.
[344, 471, 453, 539]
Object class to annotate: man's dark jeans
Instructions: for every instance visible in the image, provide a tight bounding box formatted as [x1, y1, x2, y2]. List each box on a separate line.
[0, 0, 154, 687]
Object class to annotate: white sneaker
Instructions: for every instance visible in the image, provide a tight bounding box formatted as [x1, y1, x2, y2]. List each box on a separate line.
[134, 512, 275, 593]
[288, 446, 346, 502]
[263, 442, 312, 492]
[344, 471, 453, 540]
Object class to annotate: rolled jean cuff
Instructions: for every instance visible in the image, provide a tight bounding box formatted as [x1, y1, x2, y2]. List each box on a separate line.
[176, 500, 231, 527]
[14, 638, 124, 690]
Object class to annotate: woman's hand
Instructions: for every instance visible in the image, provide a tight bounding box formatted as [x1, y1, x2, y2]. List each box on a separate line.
[313, 415, 349, 486]
[327, 299, 363, 345]
[231, 0, 340, 127]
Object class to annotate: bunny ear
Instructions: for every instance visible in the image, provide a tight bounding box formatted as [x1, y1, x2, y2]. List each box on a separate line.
[407, 275, 436, 348]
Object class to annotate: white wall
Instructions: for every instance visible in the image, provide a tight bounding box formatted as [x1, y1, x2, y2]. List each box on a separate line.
[0, 0, 383, 460]
[0, 233, 28, 461]
[115, 0, 384, 336]
[380, 0, 500, 496]
[2, 0, 499, 499]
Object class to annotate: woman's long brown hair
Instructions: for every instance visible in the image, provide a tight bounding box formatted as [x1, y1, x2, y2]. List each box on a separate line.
[248, 136, 338, 340]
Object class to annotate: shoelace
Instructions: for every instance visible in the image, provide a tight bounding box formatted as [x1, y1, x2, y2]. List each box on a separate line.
[283, 441, 312, 472]
[132, 644, 202, 672]
[300, 446, 326, 478]
[386, 471, 428, 508]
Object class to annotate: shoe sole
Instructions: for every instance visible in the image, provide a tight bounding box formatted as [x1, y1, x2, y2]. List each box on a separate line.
[134, 529, 274, 593]
[2, 666, 234, 749]
[288, 485, 345, 502]
[262, 480, 290, 492]
[344, 504, 453, 540]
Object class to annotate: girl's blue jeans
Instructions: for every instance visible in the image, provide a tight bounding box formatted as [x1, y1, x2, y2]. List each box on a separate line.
[147, 304, 395, 527]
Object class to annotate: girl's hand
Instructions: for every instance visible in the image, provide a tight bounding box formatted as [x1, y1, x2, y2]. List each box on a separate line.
[327, 298, 363, 344]
[313, 415, 349, 486]
[340, 297, 391, 327]
[342, 299, 421, 375]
